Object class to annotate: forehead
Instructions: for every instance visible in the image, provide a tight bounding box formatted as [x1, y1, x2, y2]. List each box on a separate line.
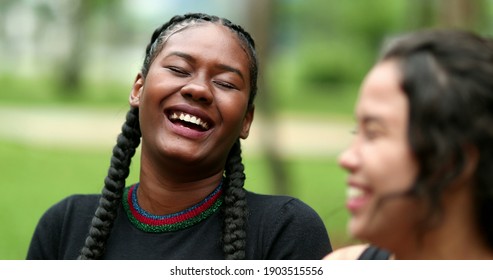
[169, 22, 240, 46]
[159, 23, 249, 68]
[357, 60, 409, 125]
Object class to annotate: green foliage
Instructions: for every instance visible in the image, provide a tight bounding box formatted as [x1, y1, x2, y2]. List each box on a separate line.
[266, 47, 360, 116]
[267, 0, 410, 117]
[297, 37, 372, 87]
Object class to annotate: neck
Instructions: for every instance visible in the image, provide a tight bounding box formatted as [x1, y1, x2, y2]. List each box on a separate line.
[392, 185, 493, 259]
[393, 233, 493, 260]
[137, 163, 225, 216]
[135, 144, 227, 215]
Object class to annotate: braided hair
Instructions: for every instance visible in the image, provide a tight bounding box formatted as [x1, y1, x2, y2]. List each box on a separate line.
[78, 13, 258, 260]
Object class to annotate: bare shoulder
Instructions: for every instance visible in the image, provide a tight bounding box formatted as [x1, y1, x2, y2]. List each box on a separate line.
[323, 244, 369, 260]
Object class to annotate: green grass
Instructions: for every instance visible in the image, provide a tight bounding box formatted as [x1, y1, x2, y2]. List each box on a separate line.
[0, 138, 351, 259]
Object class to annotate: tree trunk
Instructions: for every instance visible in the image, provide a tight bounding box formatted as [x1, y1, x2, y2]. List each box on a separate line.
[438, 0, 486, 29]
[60, 0, 90, 93]
[245, 0, 291, 195]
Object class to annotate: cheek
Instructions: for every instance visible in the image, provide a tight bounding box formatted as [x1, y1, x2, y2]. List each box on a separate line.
[366, 144, 417, 194]
[216, 94, 249, 122]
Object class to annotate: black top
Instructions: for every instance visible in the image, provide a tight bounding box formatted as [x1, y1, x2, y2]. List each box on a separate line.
[358, 245, 391, 260]
[27, 191, 332, 260]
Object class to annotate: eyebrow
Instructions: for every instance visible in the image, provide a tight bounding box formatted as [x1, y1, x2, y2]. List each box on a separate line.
[360, 115, 385, 128]
[362, 115, 381, 123]
[165, 51, 245, 81]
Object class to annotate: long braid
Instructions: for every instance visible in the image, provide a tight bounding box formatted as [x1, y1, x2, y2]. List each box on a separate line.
[222, 140, 248, 259]
[78, 107, 141, 259]
[217, 18, 257, 259]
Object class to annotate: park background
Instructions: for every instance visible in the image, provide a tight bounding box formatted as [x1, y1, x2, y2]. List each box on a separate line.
[1, 0, 491, 259]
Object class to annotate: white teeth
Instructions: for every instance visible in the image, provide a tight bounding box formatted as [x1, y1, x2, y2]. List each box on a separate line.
[347, 187, 365, 199]
[170, 112, 209, 130]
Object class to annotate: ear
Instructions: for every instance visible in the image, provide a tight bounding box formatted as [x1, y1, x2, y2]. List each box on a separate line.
[239, 106, 255, 139]
[129, 73, 144, 108]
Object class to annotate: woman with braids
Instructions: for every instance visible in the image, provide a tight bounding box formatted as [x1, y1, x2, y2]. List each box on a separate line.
[26, 13, 331, 260]
[325, 29, 493, 260]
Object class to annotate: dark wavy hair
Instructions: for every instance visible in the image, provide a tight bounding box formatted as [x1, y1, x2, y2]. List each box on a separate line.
[78, 13, 258, 260]
[379, 29, 493, 249]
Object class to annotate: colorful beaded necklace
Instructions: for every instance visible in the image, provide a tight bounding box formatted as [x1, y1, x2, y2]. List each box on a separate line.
[122, 181, 223, 233]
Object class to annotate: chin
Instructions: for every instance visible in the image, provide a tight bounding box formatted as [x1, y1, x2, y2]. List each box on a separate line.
[347, 216, 371, 241]
[168, 151, 204, 163]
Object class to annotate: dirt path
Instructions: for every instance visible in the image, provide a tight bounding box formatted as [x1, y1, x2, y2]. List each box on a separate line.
[0, 105, 353, 157]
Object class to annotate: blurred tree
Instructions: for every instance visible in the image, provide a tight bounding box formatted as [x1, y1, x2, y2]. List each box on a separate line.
[246, 0, 291, 195]
[407, 0, 487, 30]
[60, 0, 90, 92]
[58, 0, 122, 94]
[0, 0, 17, 51]
[437, 0, 487, 30]
[278, 0, 408, 98]
[406, 0, 435, 28]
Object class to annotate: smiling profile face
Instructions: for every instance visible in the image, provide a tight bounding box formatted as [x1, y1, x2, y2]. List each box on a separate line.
[339, 59, 419, 246]
[130, 22, 254, 175]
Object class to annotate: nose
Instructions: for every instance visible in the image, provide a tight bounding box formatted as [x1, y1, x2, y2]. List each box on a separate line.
[338, 142, 359, 173]
[180, 78, 213, 104]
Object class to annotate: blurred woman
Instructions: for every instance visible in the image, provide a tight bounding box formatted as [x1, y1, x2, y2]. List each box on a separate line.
[325, 29, 493, 259]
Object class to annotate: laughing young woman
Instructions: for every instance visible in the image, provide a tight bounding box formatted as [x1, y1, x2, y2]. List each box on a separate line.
[27, 13, 331, 260]
[325, 29, 493, 260]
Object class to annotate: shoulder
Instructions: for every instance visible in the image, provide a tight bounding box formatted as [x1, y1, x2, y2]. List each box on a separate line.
[27, 194, 101, 259]
[245, 191, 332, 259]
[245, 192, 326, 230]
[246, 191, 316, 215]
[245, 191, 325, 226]
[323, 244, 369, 260]
[50, 193, 100, 210]
[42, 194, 100, 221]
[58, 193, 101, 206]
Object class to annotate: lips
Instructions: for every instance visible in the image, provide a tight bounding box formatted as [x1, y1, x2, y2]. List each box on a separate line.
[346, 181, 371, 214]
[165, 104, 214, 132]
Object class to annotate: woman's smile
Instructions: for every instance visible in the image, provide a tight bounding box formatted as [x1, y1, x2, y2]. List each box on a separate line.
[163, 104, 215, 140]
[346, 185, 372, 214]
